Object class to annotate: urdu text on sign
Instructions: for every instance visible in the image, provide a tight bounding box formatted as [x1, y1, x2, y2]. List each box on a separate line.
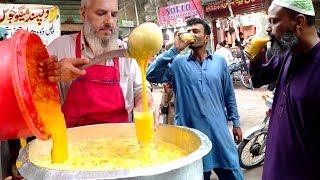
[0, 4, 61, 45]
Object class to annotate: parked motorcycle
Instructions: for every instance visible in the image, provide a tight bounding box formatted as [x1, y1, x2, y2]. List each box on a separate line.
[238, 93, 273, 169]
[229, 58, 253, 90]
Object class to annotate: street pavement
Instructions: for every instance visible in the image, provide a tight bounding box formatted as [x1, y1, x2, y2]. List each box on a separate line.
[151, 83, 270, 180]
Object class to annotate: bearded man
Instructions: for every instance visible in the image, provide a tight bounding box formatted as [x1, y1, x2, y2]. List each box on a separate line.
[249, 0, 320, 179]
[38, 0, 152, 127]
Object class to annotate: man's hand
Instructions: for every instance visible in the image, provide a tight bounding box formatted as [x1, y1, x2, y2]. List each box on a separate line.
[38, 56, 89, 83]
[60, 58, 89, 82]
[38, 56, 61, 82]
[174, 32, 192, 52]
[163, 83, 173, 93]
[233, 127, 243, 144]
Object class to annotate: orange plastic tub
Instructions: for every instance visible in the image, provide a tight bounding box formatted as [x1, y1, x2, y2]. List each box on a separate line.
[0, 30, 59, 140]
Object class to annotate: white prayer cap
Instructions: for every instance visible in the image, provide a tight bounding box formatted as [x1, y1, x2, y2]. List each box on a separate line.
[271, 0, 315, 16]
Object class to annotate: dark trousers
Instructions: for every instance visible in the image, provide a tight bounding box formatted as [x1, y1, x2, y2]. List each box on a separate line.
[6, 137, 34, 178]
[0, 141, 11, 179]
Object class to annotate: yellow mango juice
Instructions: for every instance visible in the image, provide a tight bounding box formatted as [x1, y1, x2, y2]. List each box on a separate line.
[35, 101, 68, 163]
[26, 42, 68, 163]
[134, 111, 154, 145]
[244, 37, 269, 59]
[134, 59, 155, 146]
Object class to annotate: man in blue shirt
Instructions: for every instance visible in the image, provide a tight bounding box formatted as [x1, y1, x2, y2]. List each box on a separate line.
[147, 18, 243, 180]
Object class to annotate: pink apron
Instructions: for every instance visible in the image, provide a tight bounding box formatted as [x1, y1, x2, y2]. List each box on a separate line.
[62, 33, 128, 128]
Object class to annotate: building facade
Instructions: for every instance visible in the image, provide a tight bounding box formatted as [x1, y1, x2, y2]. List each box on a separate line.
[202, 0, 272, 49]
[0, 0, 163, 36]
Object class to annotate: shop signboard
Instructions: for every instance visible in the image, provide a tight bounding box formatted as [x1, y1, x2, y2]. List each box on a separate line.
[157, 0, 204, 28]
[0, 4, 61, 45]
[204, 0, 266, 18]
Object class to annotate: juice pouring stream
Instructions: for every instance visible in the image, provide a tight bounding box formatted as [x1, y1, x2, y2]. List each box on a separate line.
[25, 37, 68, 163]
[127, 22, 163, 146]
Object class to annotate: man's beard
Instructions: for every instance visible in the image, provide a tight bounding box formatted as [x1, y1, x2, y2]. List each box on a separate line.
[270, 32, 299, 56]
[83, 21, 118, 56]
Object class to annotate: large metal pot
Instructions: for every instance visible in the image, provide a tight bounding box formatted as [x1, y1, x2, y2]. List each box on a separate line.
[18, 123, 212, 180]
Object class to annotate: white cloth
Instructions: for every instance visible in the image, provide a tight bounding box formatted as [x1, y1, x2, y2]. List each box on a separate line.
[47, 33, 146, 117]
[214, 47, 234, 65]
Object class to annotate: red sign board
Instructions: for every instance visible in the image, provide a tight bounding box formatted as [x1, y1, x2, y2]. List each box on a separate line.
[204, 0, 266, 17]
[157, 0, 204, 28]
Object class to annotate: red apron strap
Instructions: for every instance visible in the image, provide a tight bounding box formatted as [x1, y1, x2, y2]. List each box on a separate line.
[113, 57, 120, 79]
[75, 32, 81, 58]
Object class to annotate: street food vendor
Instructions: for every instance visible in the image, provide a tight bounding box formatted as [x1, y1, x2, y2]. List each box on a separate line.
[39, 0, 154, 127]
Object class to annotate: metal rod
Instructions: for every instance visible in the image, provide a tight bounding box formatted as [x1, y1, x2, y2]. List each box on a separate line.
[134, 0, 140, 25]
[124, 3, 127, 21]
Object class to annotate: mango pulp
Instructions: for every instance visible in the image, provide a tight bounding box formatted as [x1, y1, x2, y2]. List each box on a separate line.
[31, 137, 188, 171]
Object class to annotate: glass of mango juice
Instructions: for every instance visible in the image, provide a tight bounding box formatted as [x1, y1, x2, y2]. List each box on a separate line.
[244, 37, 270, 60]
[134, 111, 155, 146]
[180, 32, 196, 43]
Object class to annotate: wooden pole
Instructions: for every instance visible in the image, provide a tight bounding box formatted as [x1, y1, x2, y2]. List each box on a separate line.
[226, 0, 240, 42]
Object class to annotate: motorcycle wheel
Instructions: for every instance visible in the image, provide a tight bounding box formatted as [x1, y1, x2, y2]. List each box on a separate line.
[240, 74, 253, 89]
[238, 131, 267, 169]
